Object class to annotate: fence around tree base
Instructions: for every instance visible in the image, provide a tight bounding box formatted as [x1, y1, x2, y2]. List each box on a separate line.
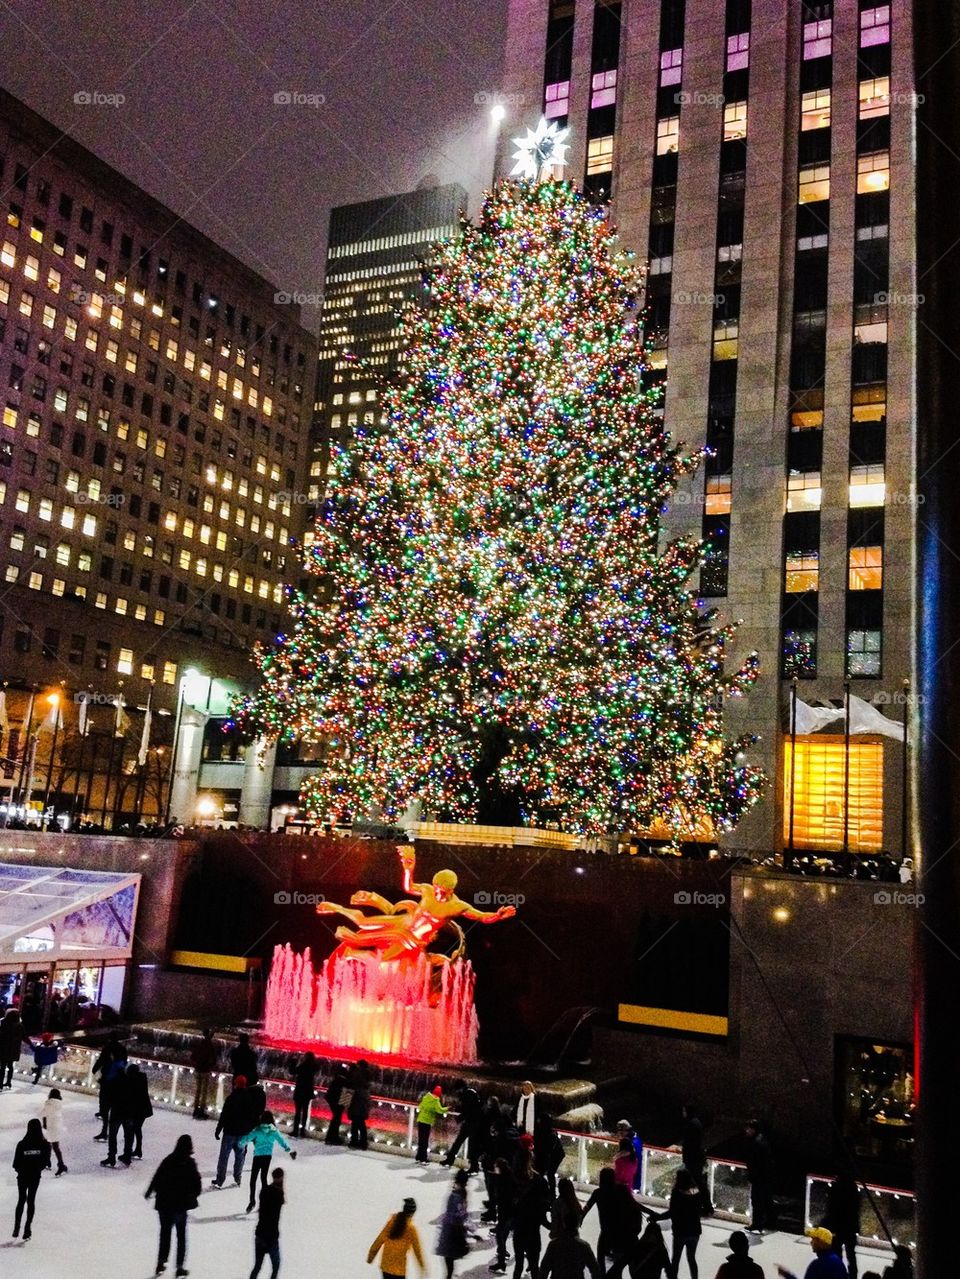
[13, 1044, 913, 1250]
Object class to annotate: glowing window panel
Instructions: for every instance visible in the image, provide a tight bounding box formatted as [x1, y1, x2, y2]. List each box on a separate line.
[783, 738, 883, 852]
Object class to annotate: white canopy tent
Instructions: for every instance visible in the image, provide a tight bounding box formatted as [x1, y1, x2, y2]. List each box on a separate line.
[0, 863, 141, 966]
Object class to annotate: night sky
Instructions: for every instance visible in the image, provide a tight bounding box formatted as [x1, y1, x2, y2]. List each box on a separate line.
[0, 0, 510, 329]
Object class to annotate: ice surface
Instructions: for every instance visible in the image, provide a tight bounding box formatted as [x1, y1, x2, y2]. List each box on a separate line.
[0, 1083, 899, 1277]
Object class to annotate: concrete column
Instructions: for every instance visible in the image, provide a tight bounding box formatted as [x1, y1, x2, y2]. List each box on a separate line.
[168, 707, 207, 825]
[238, 737, 278, 830]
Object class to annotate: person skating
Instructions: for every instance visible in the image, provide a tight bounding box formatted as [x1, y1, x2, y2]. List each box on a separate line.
[582, 1167, 620, 1273]
[126, 1062, 154, 1161]
[540, 1224, 601, 1279]
[27, 1031, 60, 1085]
[145, 1133, 202, 1278]
[535, 1113, 565, 1197]
[436, 1168, 471, 1279]
[292, 1051, 318, 1138]
[552, 1177, 583, 1237]
[102, 1058, 136, 1167]
[615, 1120, 644, 1194]
[511, 1145, 551, 1279]
[744, 1121, 776, 1235]
[0, 1007, 23, 1089]
[653, 1167, 702, 1279]
[230, 1032, 260, 1084]
[625, 1217, 673, 1279]
[238, 1109, 297, 1212]
[881, 1245, 913, 1279]
[613, 1137, 639, 1191]
[212, 1075, 263, 1187]
[415, 1084, 448, 1164]
[190, 1028, 219, 1119]
[489, 1156, 517, 1274]
[679, 1104, 712, 1215]
[324, 1062, 350, 1145]
[93, 1037, 128, 1142]
[822, 1172, 861, 1279]
[348, 1058, 372, 1150]
[39, 1087, 68, 1175]
[715, 1230, 765, 1278]
[251, 1166, 286, 1279]
[368, 1196, 427, 1278]
[515, 1081, 537, 1136]
[443, 1080, 484, 1171]
[777, 1228, 849, 1279]
[11, 1117, 51, 1240]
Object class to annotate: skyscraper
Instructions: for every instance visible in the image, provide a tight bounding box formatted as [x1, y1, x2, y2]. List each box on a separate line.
[497, 0, 915, 857]
[308, 181, 466, 527]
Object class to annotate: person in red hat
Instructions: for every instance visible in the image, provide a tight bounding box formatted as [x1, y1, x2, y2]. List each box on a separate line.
[27, 1032, 61, 1086]
[415, 1085, 449, 1164]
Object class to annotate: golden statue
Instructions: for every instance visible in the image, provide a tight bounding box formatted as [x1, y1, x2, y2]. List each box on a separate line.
[316, 845, 517, 965]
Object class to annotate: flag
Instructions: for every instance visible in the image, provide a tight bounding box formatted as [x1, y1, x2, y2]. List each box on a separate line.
[0, 689, 7, 737]
[791, 695, 906, 741]
[114, 694, 130, 738]
[791, 699, 843, 735]
[37, 699, 63, 734]
[137, 689, 153, 767]
[78, 695, 90, 738]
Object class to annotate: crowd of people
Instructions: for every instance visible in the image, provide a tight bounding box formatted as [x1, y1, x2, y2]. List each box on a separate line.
[0, 1028, 915, 1279]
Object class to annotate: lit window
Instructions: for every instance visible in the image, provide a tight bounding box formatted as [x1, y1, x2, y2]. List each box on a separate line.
[798, 164, 830, 203]
[723, 101, 747, 140]
[82, 513, 97, 536]
[712, 320, 739, 360]
[849, 545, 883, 590]
[115, 598, 128, 616]
[19, 291, 34, 317]
[726, 31, 749, 71]
[785, 552, 819, 592]
[24, 255, 39, 281]
[849, 464, 885, 507]
[4, 565, 18, 583]
[38, 498, 53, 521]
[117, 647, 134, 674]
[783, 739, 883, 851]
[543, 79, 571, 118]
[860, 5, 890, 47]
[141, 661, 155, 680]
[162, 660, 177, 685]
[660, 48, 683, 86]
[28, 570, 42, 591]
[803, 18, 832, 59]
[801, 88, 831, 130]
[1, 240, 15, 267]
[857, 151, 890, 194]
[15, 488, 30, 513]
[52, 578, 65, 597]
[847, 630, 882, 677]
[656, 117, 679, 156]
[95, 591, 108, 609]
[705, 474, 731, 515]
[787, 472, 822, 513]
[859, 76, 890, 118]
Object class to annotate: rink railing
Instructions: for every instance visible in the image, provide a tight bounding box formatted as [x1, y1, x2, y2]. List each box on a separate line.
[16, 1044, 914, 1247]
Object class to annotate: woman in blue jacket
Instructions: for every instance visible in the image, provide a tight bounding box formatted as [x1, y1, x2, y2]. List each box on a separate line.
[238, 1110, 297, 1212]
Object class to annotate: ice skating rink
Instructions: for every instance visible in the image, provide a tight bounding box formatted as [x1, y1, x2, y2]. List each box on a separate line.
[0, 1084, 898, 1277]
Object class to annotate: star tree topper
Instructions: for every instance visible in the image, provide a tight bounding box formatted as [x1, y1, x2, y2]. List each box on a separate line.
[510, 116, 570, 181]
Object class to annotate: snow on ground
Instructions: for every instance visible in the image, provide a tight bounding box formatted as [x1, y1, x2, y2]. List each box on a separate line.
[0, 1082, 897, 1278]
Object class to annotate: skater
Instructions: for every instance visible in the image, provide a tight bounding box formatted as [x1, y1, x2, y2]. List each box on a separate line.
[190, 1028, 219, 1119]
[615, 1120, 644, 1192]
[715, 1230, 765, 1278]
[621, 1216, 672, 1279]
[292, 1051, 318, 1138]
[213, 1075, 262, 1187]
[515, 1080, 537, 1135]
[777, 1227, 849, 1278]
[653, 1167, 702, 1279]
[512, 1146, 551, 1279]
[535, 1113, 566, 1196]
[348, 1058, 372, 1150]
[436, 1168, 471, 1279]
[238, 1109, 297, 1212]
[415, 1085, 448, 1163]
[489, 1156, 517, 1274]
[613, 1137, 639, 1191]
[540, 1223, 601, 1279]
[822, 1171, 861, 1279]
[39, 1087, 68, 1175]
[230, 1032, 259, 1084]
[679, 1105, 711, 1214]
[324, 1062, 349, 1145]
[553, 1177, 583, 1236]
[11, 1117, 51, 1241]
[882, 1246, 913, 1279]
[0, 1007, 22, 1088]
[93, 1037, 128, 1142]
[102, 1060, 138, 1167]
[127, 1062, 154, 1161]
[744, 1120, 776, 1234]
[582, 1167, 621, 1272]
[251, 1167, 286, 1279]
[27, 1032, 60, 1085]
[443, 1080, 484, 1171]
[145, 1133, 202, 1278]
[368, 1196, 427, 1277]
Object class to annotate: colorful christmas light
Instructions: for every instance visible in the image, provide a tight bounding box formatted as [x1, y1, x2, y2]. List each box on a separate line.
[233, 179, 765, 837]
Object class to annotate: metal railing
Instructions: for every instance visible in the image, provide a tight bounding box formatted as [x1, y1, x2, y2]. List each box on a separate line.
[805, 1173, 916, 1252]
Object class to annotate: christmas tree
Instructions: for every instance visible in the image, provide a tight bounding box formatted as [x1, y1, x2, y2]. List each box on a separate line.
[235, 178, 764, 838]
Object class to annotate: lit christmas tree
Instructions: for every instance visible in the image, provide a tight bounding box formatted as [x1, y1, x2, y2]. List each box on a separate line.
[235, 177, 764, 838]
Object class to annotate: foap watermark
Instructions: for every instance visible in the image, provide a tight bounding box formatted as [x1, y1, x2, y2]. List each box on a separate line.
[474, 90, 527, 108]
[76, 491, 125, 506]
[888, 489, 926, 506]
[675, 90, 725, 107]
[873, 688, 926, 706]
[474, 890, 525, 907]
[70, 287, 126, 308]
[74, 690, 124, 707]
[674, 890, 726, 907]
[273, 90, 325, 108]
[274, 291, 323, 307]
[274, 890, 326, 906]
[275, 490, 311, 507]
[74, 90, 125, 108]
[675, 290, 724, 306]
[874, 889, 924, 907]
[874, 290, 925, 307]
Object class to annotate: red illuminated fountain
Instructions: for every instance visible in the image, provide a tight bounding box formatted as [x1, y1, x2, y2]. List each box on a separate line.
[263, 846, 517, 1064]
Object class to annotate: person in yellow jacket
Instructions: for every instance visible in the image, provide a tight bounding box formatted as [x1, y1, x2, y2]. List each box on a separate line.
[415, 1085, 448, 1165]
[368, 1198, 426, 1278]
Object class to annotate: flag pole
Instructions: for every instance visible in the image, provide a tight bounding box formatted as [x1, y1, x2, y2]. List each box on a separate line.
[788, 676, 798, 865]
[41, 687, 64, 825]
[10, 685, 37, 826]
[901, 677, 910, 862]
[842, 676, 851, 861]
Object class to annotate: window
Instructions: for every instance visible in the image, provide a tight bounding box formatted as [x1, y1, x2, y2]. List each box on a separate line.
[849, 545, 883, 590]
[659, 48, 683, 85]
[803, 18, 832, 59]
[849, 464, 886, 507]
[726, 31, 749, 71]
[590, 69, 617, 108]
[783, 738, 883, 851]
[723, 101, 747, 140]
[586, 135, 615, 175]
[656, 117, 680, 155]
[162, 660, 177, 685]
[94, 641, 110, 671]
[705, 474, 732, 515]
[859, 77, 890, 118]
[801, 88, 831, 130]
[857, 151, 890, 194]
[798, 164, 830, 203]
[860, 5, 890, 47]
[785, 552, 820, 593]
[787, 472, 823, 513]
[847, 629, 882, 677]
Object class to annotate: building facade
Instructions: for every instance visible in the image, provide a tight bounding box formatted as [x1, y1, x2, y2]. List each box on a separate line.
[496, 0, 916, 855]
[0, 89, 318, 823]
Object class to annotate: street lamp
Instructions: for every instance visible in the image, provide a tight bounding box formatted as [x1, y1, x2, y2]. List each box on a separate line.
[41, 689, 63, 825]
[490, 102, 506, 125]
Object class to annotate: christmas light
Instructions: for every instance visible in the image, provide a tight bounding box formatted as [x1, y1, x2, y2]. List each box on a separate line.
[234, 179, 764, 839]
